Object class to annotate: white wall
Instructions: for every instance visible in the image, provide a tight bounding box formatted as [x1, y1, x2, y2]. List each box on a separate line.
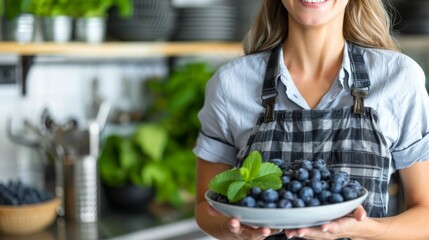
[0, 58, 168, 187]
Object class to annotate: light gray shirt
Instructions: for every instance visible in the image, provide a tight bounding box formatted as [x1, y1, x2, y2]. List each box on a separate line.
[193, 42, 429, 171]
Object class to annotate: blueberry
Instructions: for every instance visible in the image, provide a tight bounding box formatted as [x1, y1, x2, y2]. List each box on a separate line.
[288, 180, 303, 193]
[299, 187, 314, 203]
[250, 187, 262, 199]
[320, 180, 329, 190]
[240, 196, 256, 207]
[264, 202, 277, 208]
[292, 198, 305, 208]
[277, 199, 293, 208]
[330, 182, 343, 193]
[306, 198, 321, 207]
[295, 168, 309, 181]
[310, 179, 323, 194]
[294, 159, 313, 171]
[342, 187, 359, 201]
[262, 189, 279, 203]
[283, 169, 294, 177]
[320, 169, 331, 180]
[329, 193, 344, 204]
[213, 194, 228, 203]
[331, 172, 347, 185]
[346, 180, 362, 192]
[280, 190, 295, 201]
[318, 190, 332, 202]
[301, 159, 313, 171]
[281, 176, 291, 185]
[313, 159, 326, 170]
[310, 169, 321, 181]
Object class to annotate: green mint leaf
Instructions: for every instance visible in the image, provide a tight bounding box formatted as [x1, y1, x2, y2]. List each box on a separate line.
[209, 169, 242, 196]
[251, 162, 283, 190]
[256, 162, 283, 179]
[227, 181, 251, 203]
[242, 150, 262, 180]
[251, 174, 283, 190]
[239, 167, 250, 181]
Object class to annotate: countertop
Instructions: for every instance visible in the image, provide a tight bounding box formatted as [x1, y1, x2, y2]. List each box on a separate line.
[0, 203, 213, 240]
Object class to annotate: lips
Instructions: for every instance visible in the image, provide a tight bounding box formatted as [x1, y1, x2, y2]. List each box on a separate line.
[299, 0, 329, 8]
[301, 0, 327, 2]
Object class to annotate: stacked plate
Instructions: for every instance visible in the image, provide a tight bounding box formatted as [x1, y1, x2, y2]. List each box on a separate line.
[107, 0, 177, 41]
[172, 1, 237, 41]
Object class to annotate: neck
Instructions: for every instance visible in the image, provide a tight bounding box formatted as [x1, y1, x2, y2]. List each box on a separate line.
[282, 19, 345, 79]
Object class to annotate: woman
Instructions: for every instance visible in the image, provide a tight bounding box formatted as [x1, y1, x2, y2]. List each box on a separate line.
[194, 0, 429, 239]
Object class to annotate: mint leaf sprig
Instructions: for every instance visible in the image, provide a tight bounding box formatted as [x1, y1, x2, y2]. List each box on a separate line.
[209, 151, 283, 203]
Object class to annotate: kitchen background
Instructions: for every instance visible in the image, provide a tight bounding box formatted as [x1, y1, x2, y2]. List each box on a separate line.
[0, 0, 428, 239]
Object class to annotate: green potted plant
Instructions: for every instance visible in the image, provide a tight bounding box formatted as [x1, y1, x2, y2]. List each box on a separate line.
[2, 0, 35, 42]
[99, 62, 215, 209]
[30, 0, 75, 42]
[73, 0, 133, 43]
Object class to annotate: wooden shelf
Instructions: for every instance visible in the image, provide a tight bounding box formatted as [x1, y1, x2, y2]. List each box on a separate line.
[0, 41, 244, 57]
[0, 41, 243, 96]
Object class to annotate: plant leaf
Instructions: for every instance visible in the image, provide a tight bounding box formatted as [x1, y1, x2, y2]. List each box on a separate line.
[227, 181, 251, 203]
[251, 174, 283, 190]
[250, 162, 283, 190]
[255, 162, 283, 179]
[209, 169, 242, 196]
[242, 150, 263, 180]
[118, 138, 138, 169]
[239, 167, 250, 181]
[133, 123, 167, 161]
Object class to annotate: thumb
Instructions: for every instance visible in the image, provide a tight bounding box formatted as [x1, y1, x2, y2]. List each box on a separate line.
[353, 205, 367, 221]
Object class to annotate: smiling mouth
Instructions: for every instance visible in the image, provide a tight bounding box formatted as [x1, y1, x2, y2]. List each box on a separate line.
[300, 0, 328, 3]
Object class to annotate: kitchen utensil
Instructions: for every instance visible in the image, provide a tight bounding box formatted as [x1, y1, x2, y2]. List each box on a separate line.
[59, 103, 109, 223]
[205, 188, 368, 229]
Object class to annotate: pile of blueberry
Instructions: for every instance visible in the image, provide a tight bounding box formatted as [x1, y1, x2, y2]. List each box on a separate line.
[0, 180, 55, 206]
[214, 159, 364, 208]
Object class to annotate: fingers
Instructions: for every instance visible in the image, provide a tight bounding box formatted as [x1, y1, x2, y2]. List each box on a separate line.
[353, 205, 367, 221]
[228, 218, 282, 239]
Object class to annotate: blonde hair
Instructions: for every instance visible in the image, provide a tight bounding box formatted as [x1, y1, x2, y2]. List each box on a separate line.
[243, 0, 399, 55]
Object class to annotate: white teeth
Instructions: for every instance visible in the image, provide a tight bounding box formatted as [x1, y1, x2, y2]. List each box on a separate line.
[302, 0, 327, 3]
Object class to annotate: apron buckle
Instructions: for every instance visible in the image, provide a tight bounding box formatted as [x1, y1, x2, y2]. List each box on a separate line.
[262, 96, 276, 122]
[352, 89, 369, 115]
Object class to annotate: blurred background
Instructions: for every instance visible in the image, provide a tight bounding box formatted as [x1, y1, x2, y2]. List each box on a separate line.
[0, 0, 428, 239]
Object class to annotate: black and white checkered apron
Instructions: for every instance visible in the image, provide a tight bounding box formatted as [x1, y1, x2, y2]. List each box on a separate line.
[237, 44, 392, 239]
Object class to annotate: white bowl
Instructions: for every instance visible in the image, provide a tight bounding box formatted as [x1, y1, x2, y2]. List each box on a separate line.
[205, 188, 368, 229]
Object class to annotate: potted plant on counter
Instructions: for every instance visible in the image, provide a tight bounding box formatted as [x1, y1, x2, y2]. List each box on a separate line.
[99, 62, 215, 211]
[74, 0, 133, 43]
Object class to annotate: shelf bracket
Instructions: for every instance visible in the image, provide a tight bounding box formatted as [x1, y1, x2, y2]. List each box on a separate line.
[19, 55, 35, 96]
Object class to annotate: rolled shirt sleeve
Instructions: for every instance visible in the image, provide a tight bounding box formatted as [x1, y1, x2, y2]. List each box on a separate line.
[387, 55, 429, 169]
[193, 69, 238, 166]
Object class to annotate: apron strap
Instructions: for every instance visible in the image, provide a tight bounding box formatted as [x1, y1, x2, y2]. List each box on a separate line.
[261, 45, 281, 122]
[260, 43, 371, 118]
[348, 43, 371, 115]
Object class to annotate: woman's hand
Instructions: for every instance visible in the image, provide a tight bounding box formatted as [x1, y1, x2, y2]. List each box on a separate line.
[284, 205, 367, 239]
[208, 205, 283, 240]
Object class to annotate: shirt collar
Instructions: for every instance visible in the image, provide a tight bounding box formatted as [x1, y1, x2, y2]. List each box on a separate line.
[276, 41, 352, 89]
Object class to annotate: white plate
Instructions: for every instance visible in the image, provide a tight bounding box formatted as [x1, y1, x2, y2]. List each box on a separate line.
[205, 188, 368, 229]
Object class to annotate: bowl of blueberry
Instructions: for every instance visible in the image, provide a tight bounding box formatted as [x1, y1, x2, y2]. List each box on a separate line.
[205, 151, 368, 229]
[0, 180, 61, 236]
